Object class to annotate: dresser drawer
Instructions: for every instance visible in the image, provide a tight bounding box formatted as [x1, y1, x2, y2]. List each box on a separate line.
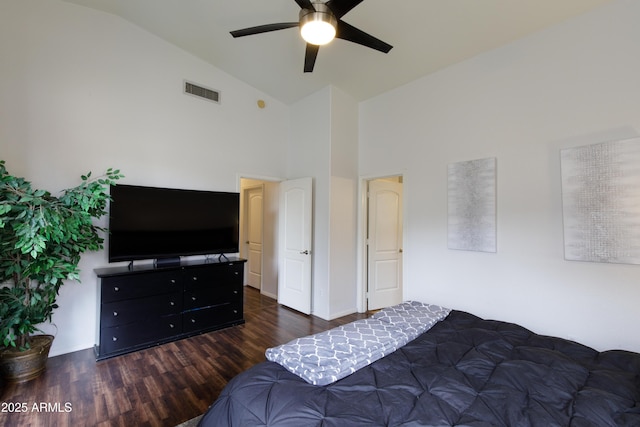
[183, 283, 242, 310]
[100, 314, 182, 354]
[101, 270, 181, 303]
[223, 263, 243, 283]
[184, 263, 243, 290]
[100, 292, 182, 328]
[183, 302, 242, 334]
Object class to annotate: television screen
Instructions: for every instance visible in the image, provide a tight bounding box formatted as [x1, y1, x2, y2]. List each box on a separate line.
[108, 184, 239, 262]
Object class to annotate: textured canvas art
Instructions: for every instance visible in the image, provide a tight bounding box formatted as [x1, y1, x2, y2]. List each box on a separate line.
[448, 157, 497, 252]
[561, 137, 640, 264]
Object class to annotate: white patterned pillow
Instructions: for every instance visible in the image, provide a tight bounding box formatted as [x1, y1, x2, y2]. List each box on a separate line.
[266, 318, 410, 386]
[265, 301, 450, 386]
[372, 301, 451, 336]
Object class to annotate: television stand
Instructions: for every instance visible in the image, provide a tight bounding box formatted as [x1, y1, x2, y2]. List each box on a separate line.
[94, 257, 246, 360]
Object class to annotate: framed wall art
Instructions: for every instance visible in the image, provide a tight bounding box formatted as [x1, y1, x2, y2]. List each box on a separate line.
[561, 137, 640, 264]
[447, 157, 497, 253]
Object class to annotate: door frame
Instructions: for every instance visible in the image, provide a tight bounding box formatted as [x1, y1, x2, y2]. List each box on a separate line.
[242, 182, 264, 290]
[238, 173, 283, 299]
[356, 173, 406, 312]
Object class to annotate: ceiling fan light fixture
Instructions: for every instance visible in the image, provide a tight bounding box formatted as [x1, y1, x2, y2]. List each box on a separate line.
[299, 4, 337, 46]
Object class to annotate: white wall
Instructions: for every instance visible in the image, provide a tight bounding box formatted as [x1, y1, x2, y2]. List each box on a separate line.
[328, 88, 359, 318]
[287, 86, 360, 319]
[288, 88, 332, 318]
[1, 0, 289, 356]
[359, 0, 640, 352]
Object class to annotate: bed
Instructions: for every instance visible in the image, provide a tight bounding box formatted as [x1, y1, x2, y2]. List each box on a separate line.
[198, 302, 640, 426]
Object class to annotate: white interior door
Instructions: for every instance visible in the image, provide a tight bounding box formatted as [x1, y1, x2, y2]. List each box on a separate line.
[367, 179, 403, 310]
[278, 177, 312, 314]
[245, 185, 263, 289]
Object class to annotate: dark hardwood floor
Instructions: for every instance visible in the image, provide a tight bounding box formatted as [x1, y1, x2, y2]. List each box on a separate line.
[0, 287, 370, 427]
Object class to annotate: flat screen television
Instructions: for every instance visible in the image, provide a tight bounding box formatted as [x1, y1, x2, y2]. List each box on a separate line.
[108, 184, 239, 263]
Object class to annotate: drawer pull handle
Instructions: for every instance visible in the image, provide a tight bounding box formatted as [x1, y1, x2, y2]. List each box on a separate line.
[192, 276, 198, 281]
[169, 323, 175, 328]
[191, 319, 196, 323]
[171, 279, 176, 284]
[191, 296, 196, 301]
[170, 301, 175, 306]
[113, 311, 118, 317]
[114, 287, 119, 292]
[233, 290, 238, 294]
[112, 337, 118, 342]
[233, 310, 238, 314]
[234, 272, 239, 275]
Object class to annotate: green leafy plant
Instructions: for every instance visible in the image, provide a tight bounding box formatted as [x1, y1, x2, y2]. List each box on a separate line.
[0, 160, 123, 350]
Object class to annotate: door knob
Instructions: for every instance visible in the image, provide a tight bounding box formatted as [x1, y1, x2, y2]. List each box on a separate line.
[300, 250, 309, 255]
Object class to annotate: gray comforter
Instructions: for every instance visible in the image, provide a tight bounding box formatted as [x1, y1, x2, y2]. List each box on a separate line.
[199, 310, 640, 426]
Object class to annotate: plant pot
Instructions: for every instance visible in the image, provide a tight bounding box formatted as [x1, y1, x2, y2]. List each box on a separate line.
[0, 335, 54, 383]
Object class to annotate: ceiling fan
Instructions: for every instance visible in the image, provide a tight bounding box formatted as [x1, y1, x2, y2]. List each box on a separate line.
[230, 0, 393, 72]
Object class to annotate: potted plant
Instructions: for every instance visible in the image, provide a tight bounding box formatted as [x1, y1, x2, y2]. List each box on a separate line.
[0, 160, 123, 382]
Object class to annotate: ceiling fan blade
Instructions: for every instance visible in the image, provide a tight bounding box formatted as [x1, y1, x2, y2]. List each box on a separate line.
[294, 0, 315, 11]
[230, 22, 299, 38]
[335, 20, 392, 53]
[326, 0, 364, 19]
[304, 44, 320, 72]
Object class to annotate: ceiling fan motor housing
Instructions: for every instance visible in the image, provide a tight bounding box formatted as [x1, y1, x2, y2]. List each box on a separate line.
[299, 2, 337, 45]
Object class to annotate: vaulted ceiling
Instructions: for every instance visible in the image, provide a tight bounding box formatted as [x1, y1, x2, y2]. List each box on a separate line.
[62, 0, 612, 104]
